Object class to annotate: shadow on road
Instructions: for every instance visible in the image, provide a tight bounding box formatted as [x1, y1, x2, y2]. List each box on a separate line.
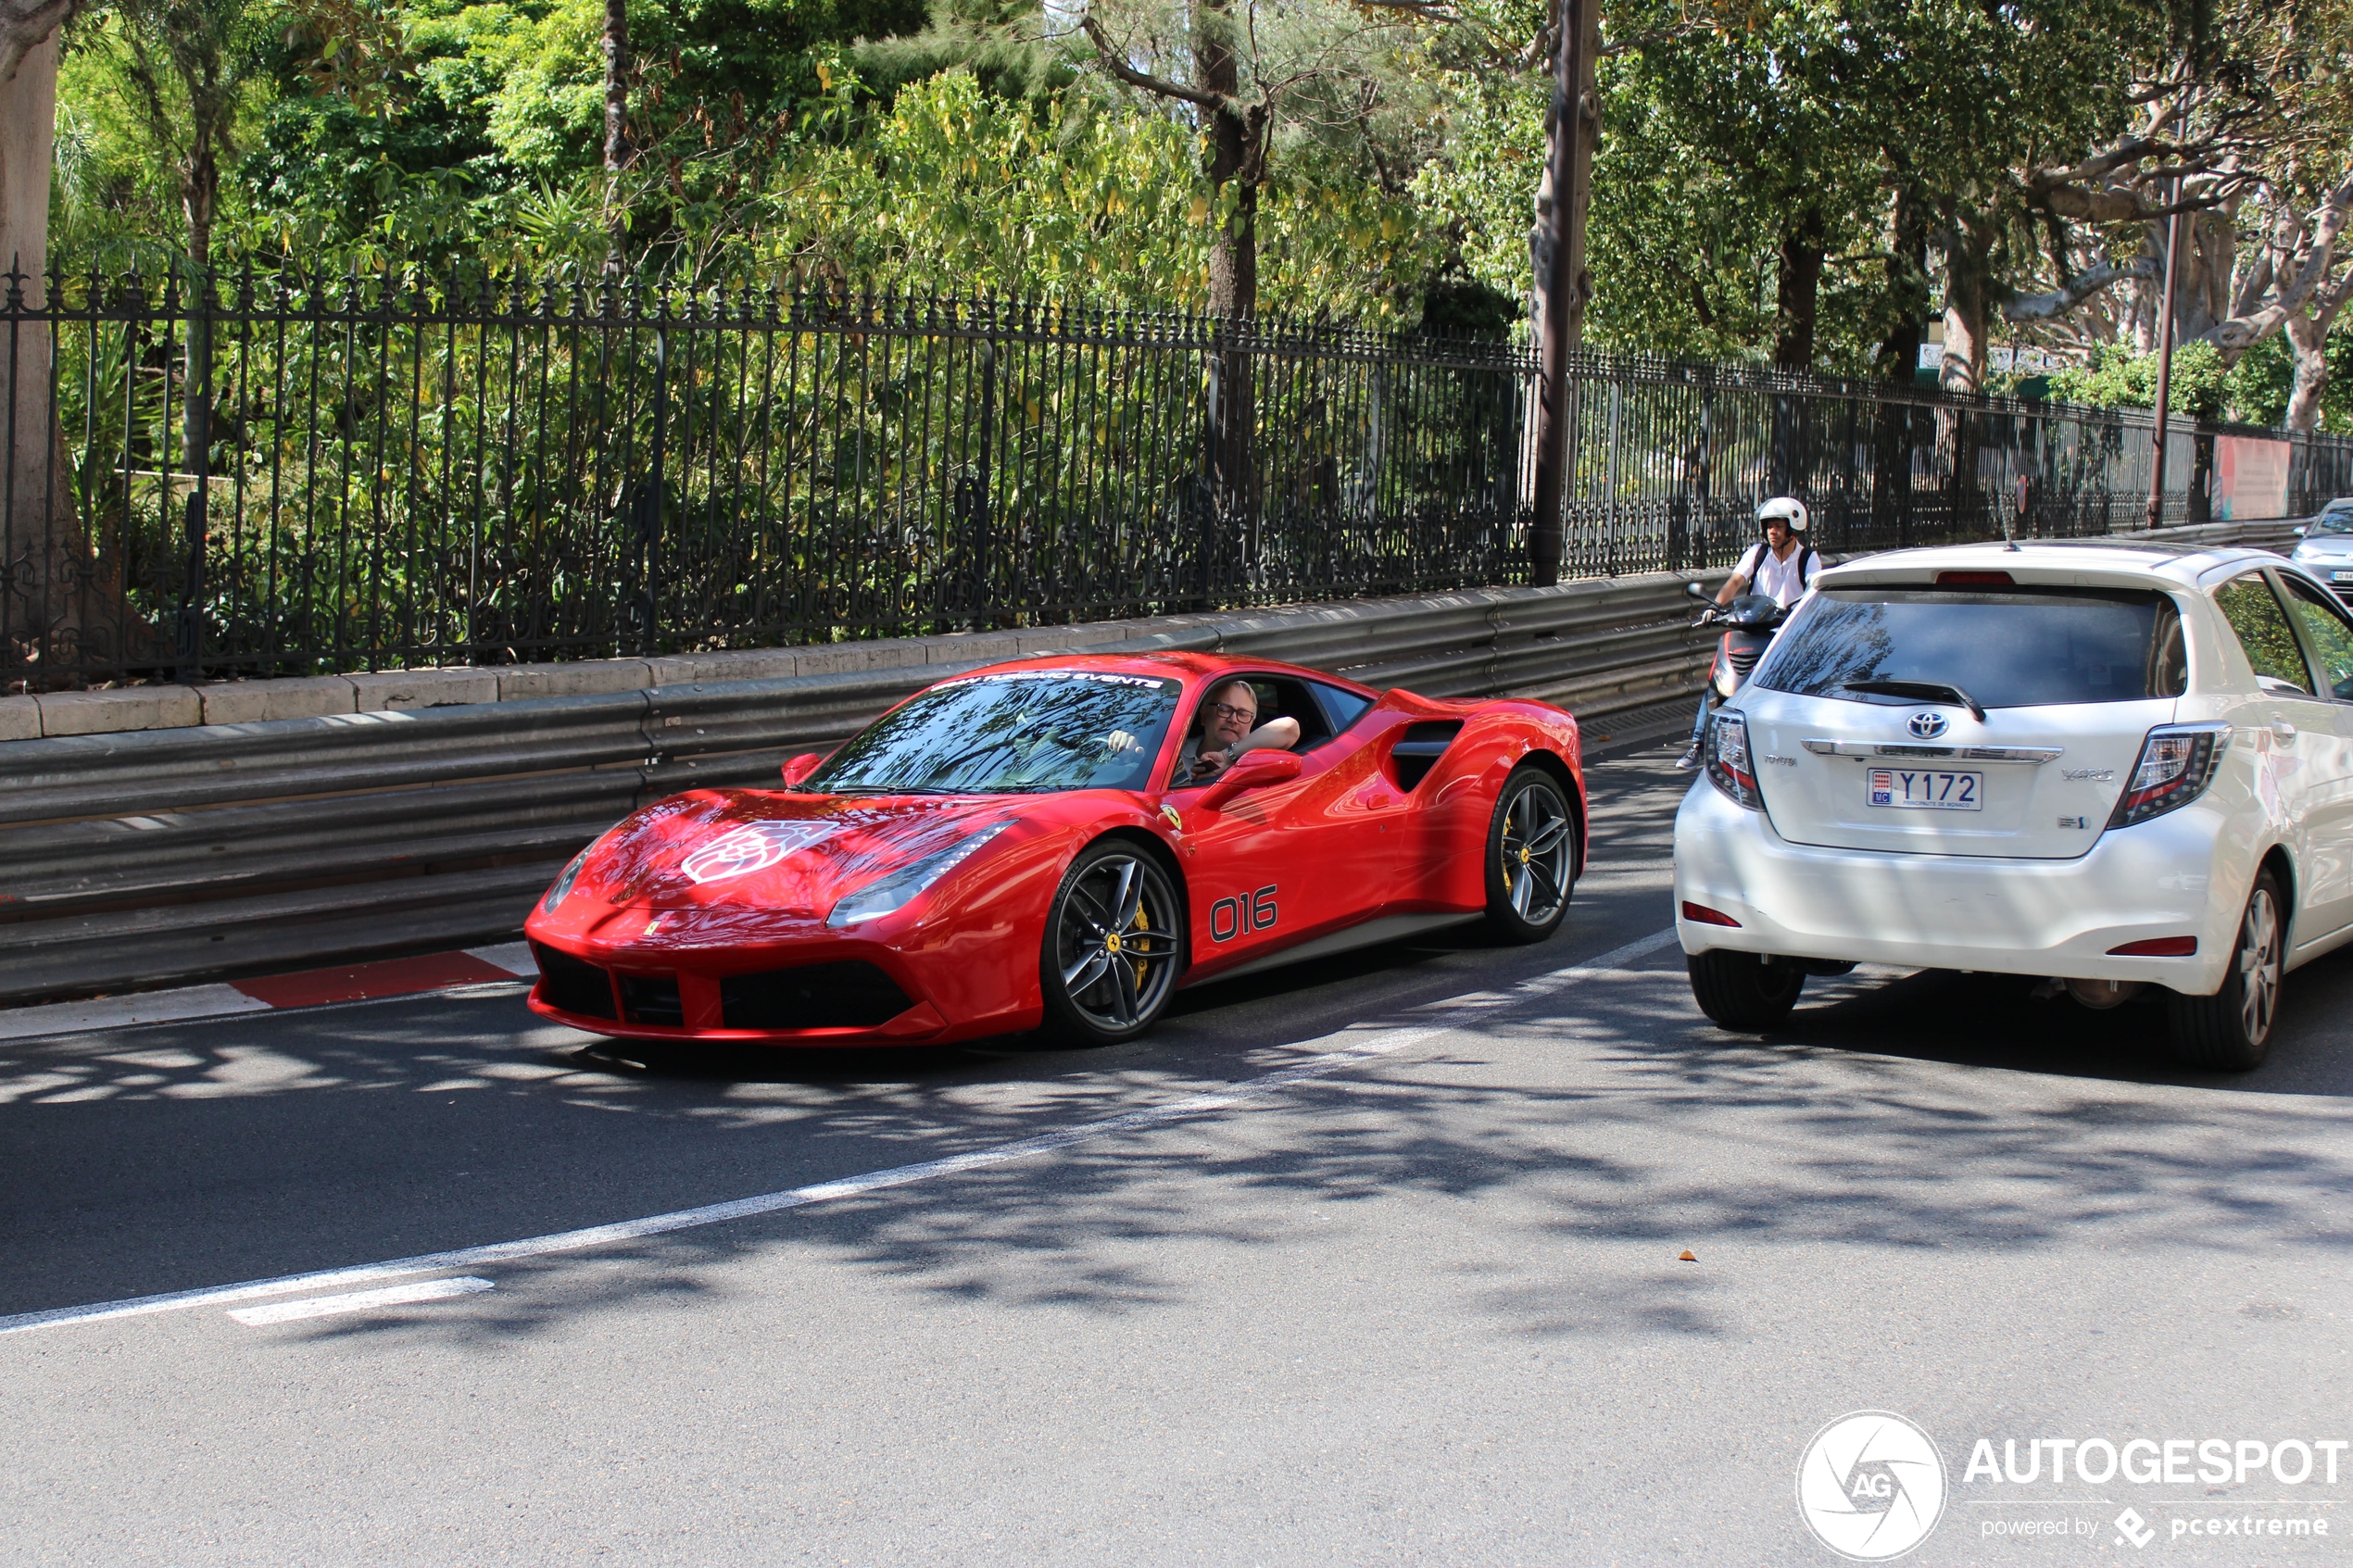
[10, 747, 2347, 1351]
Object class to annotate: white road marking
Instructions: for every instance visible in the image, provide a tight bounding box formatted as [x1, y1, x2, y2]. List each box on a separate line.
[0, 926, 1680, 1338]
[461, 943, 537, 978]
[0, 985, 274, 1044]
[226, 1277, 496, 1326]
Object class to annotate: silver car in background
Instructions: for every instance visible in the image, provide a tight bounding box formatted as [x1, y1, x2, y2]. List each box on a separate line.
[2288, 497, 2353, 604]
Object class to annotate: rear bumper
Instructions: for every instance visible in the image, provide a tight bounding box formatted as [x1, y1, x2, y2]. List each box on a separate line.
[1673, 781, 2242, 994]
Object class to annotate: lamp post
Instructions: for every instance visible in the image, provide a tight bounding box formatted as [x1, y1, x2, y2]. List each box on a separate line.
[2145, 189, 2183, 531]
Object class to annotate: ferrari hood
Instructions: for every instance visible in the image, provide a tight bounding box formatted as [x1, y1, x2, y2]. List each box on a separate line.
[573, 790, 1013, 912]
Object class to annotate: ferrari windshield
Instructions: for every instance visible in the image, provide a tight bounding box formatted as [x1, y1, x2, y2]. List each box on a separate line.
[803, 671, 1182, 794]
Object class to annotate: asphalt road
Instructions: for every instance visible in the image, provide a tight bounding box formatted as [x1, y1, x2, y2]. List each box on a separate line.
[6, 746, 2353, 1566]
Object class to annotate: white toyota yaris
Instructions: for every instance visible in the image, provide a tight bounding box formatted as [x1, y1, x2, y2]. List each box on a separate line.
[1674, 540, 2353, 1069]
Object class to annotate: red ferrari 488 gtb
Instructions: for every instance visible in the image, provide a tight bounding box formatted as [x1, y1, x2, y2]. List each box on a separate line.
[524, 653, 1584, 1047]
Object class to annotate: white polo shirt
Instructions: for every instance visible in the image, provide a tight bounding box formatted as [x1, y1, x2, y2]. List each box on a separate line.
[1739, 540, 1819, 608]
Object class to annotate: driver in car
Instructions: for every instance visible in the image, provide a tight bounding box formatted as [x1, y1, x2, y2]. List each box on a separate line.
[1176, 678, 1302, 782]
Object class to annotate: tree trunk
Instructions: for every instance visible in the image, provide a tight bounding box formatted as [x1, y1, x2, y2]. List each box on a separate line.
[181, 141, 218, 473]
[1, 29, 54, 516]
[1939, 221, 1992, 395]
[0, 29, 94, 688]
[1873, 190, 1928, 382]
[2285, 310, 2329, 433]
[1527, 0, 1600, 586]
[602, 0, 629, 259]
[1203, 154, 1256, 320]
[1773, 210, 1825, 370]
[1194, 6, 1252, 321]
[1193, 0, 1256, 573]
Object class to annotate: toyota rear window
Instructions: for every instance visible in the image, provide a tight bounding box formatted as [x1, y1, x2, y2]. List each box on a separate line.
[1753, 586, 2187, 709]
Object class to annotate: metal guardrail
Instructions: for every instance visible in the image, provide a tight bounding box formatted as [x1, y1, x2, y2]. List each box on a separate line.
[0, 518, 2300, 1007]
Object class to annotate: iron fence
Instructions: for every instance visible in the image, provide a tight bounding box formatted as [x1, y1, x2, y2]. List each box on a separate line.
[6, 262, 2351, 693]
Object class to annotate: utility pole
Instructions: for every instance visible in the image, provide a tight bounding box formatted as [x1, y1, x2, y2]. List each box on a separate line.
[2145, 63, 2191, 533]
[1529, 0, 1599, 587]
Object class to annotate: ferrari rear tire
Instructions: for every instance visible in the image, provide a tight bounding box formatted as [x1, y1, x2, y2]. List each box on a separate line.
[2165, 870, 2283, 1072]
[1038, 839, 1187, 1047]
[1687, 948, 1805, 1032]
[1483, 764, 1577, 943]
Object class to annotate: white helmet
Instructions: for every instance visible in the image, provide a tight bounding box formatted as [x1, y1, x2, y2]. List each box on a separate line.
[1757, 495, 1809, 534]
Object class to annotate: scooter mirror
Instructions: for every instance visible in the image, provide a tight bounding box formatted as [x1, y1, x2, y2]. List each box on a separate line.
[1683, 581, 1714, 601]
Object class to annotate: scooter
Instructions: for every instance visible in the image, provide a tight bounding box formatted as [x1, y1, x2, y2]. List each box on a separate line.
[1683, 579, 1788, 711]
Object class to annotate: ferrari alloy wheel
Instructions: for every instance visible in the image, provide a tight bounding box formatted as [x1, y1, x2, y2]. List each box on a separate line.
[1039, 840, 1187, 1047]
[1483, 764, 1577, 943]
[2166, 870, 2284, 1072]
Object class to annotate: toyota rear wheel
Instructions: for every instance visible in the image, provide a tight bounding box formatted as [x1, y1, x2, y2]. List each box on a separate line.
[2166, 870, 2283, 1072]
[1038, 840, 1186, 1047]
[1687, 948, 1805, 1032]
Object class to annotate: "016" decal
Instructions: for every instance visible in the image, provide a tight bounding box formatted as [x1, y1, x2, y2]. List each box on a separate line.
[1209, 885, 1277, 942]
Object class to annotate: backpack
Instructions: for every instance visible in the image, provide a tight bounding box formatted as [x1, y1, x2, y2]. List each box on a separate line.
[1741, 540, 1817, 600]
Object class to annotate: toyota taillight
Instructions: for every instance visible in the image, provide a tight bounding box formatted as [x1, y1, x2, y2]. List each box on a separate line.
[1706, 710, 1765, 809]
[2108, 722, 2230, 829]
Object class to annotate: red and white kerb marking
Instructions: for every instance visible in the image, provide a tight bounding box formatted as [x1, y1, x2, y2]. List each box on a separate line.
[0, 943, 537, 1044]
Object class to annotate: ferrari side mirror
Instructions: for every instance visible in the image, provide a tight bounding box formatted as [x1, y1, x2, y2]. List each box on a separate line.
[780, 752, 823, 786]
[1198, 748, 1302, 811]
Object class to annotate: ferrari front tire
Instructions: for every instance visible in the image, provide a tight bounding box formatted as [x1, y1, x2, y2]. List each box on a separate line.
[1484, 764, 1577, 943]
[1038, 839, 1187, 1047]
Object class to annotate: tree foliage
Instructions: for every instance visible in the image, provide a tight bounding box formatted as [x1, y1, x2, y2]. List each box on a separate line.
[39, 0, 2353, 427]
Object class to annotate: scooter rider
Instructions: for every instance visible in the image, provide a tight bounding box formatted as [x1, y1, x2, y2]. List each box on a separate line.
[1674, 496, 1819, 771]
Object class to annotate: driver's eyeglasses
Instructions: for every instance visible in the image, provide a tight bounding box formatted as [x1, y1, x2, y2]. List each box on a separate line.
[1206, 701, 1257, 722]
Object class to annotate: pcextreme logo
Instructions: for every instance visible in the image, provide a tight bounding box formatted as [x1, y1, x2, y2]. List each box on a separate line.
[1796, 1411, 1949, 1561]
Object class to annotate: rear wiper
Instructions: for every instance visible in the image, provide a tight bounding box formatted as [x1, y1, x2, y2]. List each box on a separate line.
[1842, 679, 1988, 722]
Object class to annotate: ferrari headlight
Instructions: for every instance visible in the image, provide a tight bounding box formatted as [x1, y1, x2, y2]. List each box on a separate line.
[825, 822, 1013, 929]
[540, 847, 592, 913]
